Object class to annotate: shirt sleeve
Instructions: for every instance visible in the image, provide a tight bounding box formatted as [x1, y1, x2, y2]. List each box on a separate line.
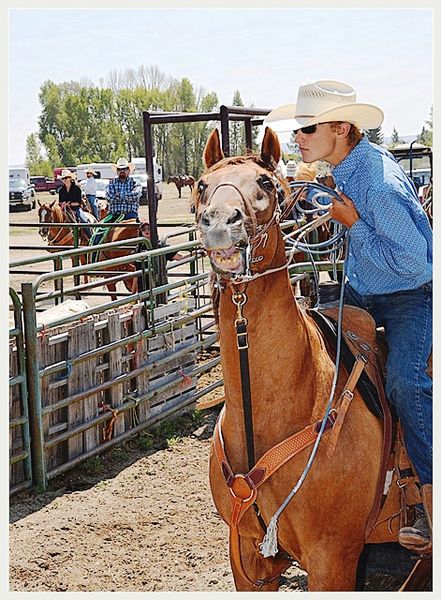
[106, 179, 117, 201]
[128, 179, 142, 200]
[349, 184, 429, 279]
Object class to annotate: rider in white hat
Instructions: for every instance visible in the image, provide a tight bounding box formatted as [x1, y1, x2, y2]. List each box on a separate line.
[269, 80, 433, 553]
[105, 157, 142, 222]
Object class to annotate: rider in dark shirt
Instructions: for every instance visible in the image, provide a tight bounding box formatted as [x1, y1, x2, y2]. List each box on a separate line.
[58, 169, 91, 239]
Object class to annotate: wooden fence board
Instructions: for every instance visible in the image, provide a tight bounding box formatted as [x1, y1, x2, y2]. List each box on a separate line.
[83, 320, 99, 452]
[67, 324, 85, 459]
[102, 313, 125, 438]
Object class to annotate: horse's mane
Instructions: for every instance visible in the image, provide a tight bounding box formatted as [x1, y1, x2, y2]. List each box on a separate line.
[39, 203, 68, 222]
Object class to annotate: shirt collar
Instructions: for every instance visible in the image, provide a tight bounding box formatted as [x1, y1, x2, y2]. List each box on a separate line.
[332, 135, 370, 185]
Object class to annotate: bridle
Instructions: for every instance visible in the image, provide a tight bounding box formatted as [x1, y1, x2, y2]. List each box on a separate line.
[200, 176, 287, 287]
[38, 205, 72, 245]
[200, 173, 346, 290]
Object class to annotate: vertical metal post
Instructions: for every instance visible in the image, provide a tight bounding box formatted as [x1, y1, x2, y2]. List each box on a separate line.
[10, 288, 32, 488]
[142, 111, 159, 248]
[409, 139, 416, 181]
[72, 226, 80, 298]
[245, 118, 253, 153]
[220, 105, 230, 157]
[21, 282, 47, 490]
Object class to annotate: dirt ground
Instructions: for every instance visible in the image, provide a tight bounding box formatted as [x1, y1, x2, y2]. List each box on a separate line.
[9, 404, 314, 593]
[8, 185, 415, 593]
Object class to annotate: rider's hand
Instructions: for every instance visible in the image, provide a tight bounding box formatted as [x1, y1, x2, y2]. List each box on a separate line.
[329, 191, 360, 228]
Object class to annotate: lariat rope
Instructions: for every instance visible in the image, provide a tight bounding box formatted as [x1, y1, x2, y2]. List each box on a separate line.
[259, 246, 348, 557]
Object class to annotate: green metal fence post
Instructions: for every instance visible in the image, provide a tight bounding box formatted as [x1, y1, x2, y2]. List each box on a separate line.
[21, 282, 47, 490]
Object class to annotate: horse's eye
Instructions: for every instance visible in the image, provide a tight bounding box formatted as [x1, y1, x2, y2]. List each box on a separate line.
[260, 176, 274, 192]
[197, 182, 206, 195]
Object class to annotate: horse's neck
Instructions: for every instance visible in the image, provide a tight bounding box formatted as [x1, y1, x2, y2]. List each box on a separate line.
[218, 269, 335, 464]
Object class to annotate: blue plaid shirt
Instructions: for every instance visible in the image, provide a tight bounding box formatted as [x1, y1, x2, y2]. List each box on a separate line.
[332, 136, 432, 295]
[106, 176, 142, 215]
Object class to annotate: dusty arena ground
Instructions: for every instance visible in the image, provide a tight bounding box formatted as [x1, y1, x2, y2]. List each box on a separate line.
[8, 185, 414, 593]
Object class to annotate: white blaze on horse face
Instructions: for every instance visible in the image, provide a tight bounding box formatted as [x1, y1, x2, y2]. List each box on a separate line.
[199, 186, 248, 251]
[40, 208, 48, 222]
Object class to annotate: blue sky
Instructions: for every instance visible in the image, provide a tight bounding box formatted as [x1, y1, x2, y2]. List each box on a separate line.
[8, 7, 433, 164]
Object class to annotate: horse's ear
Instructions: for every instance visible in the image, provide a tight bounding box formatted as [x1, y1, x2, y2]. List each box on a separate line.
[204, 129, 224, 169]
[261, 127, 281, 169]
[50, 199, 57, 208]
[37, 198, 41, 207]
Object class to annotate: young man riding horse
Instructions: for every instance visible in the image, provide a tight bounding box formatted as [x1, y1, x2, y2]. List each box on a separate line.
[268, 80, 432, 552]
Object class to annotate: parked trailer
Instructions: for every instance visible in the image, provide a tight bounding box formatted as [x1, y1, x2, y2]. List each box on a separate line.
[9, 166, 30, 186]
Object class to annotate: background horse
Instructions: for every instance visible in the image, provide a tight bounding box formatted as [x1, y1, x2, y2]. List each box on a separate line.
[167, 174, 195, 198]
[193, 128, 405, 591]
[37, 199, 93, 265]
[90, 220, 141, 300]
[38, 199, 139, 299]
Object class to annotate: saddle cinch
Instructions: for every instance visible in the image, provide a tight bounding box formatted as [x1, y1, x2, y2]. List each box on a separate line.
[309, 300, 431, 547]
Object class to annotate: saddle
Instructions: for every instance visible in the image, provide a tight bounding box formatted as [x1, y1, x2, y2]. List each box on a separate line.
[61, 204, 91, 245]
[88, 214, 137, 262]
[309, 304, 423, 544]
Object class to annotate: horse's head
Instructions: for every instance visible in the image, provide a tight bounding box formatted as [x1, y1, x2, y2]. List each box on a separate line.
[37, 199, 62, 239]
[193, 127, 287, 279]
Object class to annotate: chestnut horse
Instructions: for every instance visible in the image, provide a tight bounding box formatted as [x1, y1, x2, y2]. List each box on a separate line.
[193, 128, 386, 591]
[38, 200, 138, 299]
[37, 199, 94, 270]
[167, 174, 195, 198]
[90, 219, 140, 300]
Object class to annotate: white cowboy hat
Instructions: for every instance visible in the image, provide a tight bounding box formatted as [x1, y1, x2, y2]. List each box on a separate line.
[58, 169, 76, 180]
[265, 80, 384, 130]
[112, 157, 135, 173]
[85, 167, 97, 175]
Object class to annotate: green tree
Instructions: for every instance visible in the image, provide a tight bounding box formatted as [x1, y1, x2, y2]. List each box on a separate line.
[230, 90, 245, 156]
[417, 106, 433, 146]
[287, 130, 299, 153]
[366, 126, 384, 145]
[25, 133, 53, 176]
[389, 126, 402, 148]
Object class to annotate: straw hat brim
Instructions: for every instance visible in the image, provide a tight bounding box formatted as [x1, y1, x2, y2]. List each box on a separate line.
[57, 171, 76, 180]
[111, 163, 135, 173]
[265, 102, 384, 130]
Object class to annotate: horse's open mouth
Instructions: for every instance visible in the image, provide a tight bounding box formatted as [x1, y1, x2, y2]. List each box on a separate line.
[209, 247, 244, 275]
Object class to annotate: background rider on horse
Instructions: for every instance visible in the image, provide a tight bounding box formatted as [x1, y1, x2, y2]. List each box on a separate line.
[106, 157, 142, 222]
[58, 169, 92, 240]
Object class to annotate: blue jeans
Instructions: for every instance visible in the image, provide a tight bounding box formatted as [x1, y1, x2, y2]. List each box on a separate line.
[73, 207, 91, 238]
[344, 283, 432, 485]
[86, 194, 98, 219]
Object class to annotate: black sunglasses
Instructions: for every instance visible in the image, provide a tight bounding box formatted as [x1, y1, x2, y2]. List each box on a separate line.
[294, 124, 322, 135]
[117, 167, 129, 172]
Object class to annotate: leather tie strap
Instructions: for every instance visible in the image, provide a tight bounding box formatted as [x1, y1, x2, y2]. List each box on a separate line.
[326, 354, 367, 457]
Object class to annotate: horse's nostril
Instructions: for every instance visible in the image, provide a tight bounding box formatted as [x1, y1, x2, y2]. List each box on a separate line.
[227, 209, 242, 225]
[201, 214, 210, 226]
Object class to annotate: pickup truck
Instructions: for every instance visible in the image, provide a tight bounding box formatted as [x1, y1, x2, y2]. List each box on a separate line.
[30, 176, 63, 194]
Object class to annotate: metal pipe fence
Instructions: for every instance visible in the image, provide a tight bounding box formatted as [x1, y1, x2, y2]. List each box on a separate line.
[9, 221, 341, 492]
